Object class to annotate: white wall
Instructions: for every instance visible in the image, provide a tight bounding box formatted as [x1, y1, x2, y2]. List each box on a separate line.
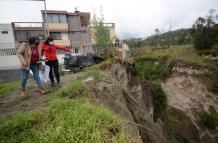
[0, 24, 15, 44]
[0, 55, 64, 70]
[61, 33, 69, 40]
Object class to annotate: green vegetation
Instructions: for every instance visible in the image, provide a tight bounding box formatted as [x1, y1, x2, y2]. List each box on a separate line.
[0, 81, 18, 97]
[191, 9, 218, 50]
[84, 66, 106, 82]
[0, 98, 130, 143]
[210, 83, 218, 94]
[133, 57, 171, 80]
[125, 28, 192, 49]
[199, 110, 217, 129]
[56, 80, 91, 98]
[92, 7, 112, 45]
[149, 82, 167, 121]
[132, 45, 206, 65]
[162, 107, 200, 143]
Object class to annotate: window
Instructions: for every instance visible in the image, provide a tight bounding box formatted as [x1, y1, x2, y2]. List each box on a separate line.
[1, 31, 8, 34]
[44, 14, 67, 23]
[52, 14, 59, 23]
[50, 32, 62, 40]
[59, 15, 67, 23]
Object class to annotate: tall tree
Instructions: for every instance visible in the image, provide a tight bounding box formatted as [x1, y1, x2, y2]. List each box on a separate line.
[92, 7, 112, 45]
[191, 9, 218, 50]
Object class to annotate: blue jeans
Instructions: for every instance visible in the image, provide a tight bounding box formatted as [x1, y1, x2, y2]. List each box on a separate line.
[20, 63, 42, 90]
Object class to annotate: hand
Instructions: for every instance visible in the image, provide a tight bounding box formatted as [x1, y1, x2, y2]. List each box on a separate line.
[23, 61, 27, 66]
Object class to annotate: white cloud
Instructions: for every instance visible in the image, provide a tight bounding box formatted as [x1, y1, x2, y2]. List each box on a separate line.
[0, 0, 217, 39]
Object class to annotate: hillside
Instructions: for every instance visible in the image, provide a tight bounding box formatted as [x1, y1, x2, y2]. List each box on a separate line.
[0, 45, 218, 143]
[125, 28, 192, 48]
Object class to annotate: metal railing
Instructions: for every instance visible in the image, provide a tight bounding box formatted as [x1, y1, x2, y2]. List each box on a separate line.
[0, 42, 121, 56]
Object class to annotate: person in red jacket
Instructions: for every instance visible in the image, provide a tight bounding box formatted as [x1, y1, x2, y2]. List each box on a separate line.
[41, 36, 71, 86]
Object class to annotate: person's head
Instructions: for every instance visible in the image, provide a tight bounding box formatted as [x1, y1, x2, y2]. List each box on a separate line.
[44, 36, 54, 45]
[29, 37, 40, 48]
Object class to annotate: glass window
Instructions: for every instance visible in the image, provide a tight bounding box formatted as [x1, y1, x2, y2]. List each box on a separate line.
[44, 14, 52, 23]
[50, 32, 62, 40]
[52, 14, 59, 23]
[59, 15, 67, 23]
[1, 31, 8, 34]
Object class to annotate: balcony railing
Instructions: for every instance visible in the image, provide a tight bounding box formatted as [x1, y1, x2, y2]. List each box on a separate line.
[12, 22, 44, 31]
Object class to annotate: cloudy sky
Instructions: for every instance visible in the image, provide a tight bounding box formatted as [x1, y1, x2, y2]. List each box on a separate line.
[0, 0, 217, 39]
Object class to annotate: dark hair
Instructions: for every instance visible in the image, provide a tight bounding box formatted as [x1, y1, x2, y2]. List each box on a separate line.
[44, 36, 54, 45]
[29, 37, 39, 45]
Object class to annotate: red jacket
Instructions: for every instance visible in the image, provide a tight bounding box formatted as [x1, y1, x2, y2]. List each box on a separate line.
[42, 44, 70, 61]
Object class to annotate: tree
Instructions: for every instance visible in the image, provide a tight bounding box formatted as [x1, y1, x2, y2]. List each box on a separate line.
[92, 7, 112, 45]
[191, 9, 218, 50]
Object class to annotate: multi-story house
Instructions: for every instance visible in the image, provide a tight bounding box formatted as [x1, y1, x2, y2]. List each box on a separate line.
[41, 10, 92, 46]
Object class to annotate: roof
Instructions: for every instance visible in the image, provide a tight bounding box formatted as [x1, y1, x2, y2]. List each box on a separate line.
[41, 10, 67, 14]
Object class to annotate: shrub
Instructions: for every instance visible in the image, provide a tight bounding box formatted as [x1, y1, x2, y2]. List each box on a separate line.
[133, 58, 170, 80]
[149, 82, 167, 121]
[199, 111, 217, 129]
[211, 83, 218, 94]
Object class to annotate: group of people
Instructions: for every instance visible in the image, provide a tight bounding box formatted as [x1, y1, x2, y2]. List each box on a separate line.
[17, 36, 71, 96]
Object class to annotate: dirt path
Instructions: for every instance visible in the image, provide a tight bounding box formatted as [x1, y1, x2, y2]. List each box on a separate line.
[0, 74, 77, 118]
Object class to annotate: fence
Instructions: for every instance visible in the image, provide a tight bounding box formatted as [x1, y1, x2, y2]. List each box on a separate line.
[0, 42, 120, 70]
[0, 42, 120, 56]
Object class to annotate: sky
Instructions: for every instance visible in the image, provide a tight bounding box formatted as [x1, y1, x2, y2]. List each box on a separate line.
[0, 0, 217, 39]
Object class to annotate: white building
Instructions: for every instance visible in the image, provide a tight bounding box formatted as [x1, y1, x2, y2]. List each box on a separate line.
[0, 24, 15, 49]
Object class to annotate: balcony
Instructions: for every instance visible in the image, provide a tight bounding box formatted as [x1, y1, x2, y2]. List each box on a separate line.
[45, 23, 68, 32]
[54, 40, 70, 46]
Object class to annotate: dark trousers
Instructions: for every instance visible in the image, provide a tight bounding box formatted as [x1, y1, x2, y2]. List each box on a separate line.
[46, 60, 60, 83]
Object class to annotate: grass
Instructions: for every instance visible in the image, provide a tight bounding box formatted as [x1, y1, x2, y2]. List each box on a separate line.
[199, 111, 217, 129]
[210, 83, 218, 94]
[56, 80, 91, 98]
[0, 81, 18, 98]
[83, 66, 106, 82]
[133, 57, 171, 80]
[161, 107, 200, 143]
[0, 98, 131, 143]
[149, 82, 167, 121]
[132, 45, 206, 65]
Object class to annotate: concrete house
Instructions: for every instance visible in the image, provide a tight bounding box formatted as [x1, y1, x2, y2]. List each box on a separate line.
[0, 24, 15, 49]
[41, 10, 92, 46]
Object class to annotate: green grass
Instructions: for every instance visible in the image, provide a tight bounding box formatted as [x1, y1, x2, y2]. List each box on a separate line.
[199, 111, 217, 129]
[161, 107, 200, 143]
[210, 83, 218, 94]
[84, 66, 106, 82]
[56, 80, 91, 98]
[132, 45, 206, 65]
[0, 81, 18, 98]
[0, 98, 131, 143]
[133, 58, 171, 80]
[149, 82, 167, 121]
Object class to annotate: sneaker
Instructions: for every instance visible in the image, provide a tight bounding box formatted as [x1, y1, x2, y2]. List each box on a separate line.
[20, 90, 25, 96]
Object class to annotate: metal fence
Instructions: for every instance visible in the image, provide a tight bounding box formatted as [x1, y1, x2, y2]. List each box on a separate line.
[0, 42, 120, 56]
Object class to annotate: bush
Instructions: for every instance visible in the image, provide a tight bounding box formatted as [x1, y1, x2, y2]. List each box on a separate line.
[199, 111, 217, 129]
[133, 58, 170, 80]
[191, 10, 218, 50]
[211, 83, 218, 94]
[149, 82, 167, 121]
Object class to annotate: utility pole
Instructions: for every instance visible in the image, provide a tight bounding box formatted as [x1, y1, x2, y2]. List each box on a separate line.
[43, 0, 49, 37]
